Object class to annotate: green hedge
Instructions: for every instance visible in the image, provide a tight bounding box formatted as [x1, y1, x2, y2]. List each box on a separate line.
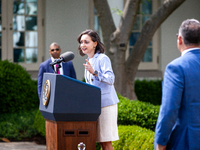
[112, 125, 154, 150]
[0, 110, 38, 140]
[1, 110, 155, 150]
[33, 110, 46, 137]
[34, 111, 154, 150]
[118, 94, 160, 131]
[0, 60, 39, 113]
[135, 79, 162, 105]
[34, 94, 159, 136]
[2, 92, 157, 149]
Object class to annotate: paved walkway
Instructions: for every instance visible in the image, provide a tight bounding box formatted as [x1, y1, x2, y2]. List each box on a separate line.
[0, 142, 46, 150]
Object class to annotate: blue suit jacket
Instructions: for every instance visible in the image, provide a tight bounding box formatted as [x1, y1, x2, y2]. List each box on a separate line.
[154, 49, 200, 150]
[85, 53, 119, 107]
[37, 58, 76, 99]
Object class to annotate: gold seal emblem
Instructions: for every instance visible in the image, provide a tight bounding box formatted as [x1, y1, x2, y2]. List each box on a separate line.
[42, 80, 51, 106]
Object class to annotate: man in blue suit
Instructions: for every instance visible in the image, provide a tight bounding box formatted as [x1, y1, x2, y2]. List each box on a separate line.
[154, 19, 200, 150]
[37, 42, 76, 99]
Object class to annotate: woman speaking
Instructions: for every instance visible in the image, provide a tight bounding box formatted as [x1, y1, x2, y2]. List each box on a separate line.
[77, 29, 119, 150]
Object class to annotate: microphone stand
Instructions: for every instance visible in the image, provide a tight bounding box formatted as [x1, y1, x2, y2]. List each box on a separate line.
[50, 59, 62, 74]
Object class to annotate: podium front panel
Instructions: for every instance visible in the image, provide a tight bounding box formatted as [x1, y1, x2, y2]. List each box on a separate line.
[39, 73, 101, 121]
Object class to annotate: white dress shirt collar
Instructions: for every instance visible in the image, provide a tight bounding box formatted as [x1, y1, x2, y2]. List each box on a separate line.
[50, 57, 63, 74]
[182, 48, 200, 56]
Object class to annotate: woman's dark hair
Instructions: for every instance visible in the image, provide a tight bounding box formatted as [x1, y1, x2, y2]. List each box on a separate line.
[77, 29, 105, 56]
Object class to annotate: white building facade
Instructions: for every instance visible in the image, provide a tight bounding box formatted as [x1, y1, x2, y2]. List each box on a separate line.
[0, 0, 200, 81]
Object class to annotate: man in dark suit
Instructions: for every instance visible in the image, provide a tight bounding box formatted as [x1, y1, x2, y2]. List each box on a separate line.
[154, 19, 200, 150]
[37, 42, 76, 99]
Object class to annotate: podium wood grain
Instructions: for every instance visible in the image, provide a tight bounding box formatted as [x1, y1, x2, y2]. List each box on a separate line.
[46, 119, 97, 150]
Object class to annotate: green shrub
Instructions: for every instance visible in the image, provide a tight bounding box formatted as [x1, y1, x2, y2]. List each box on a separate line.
[0, 60, 39, 113]
[112, 125, 154, 150]
[135, 79, 162, 105]
[33, 110, 46, 137]
[34, 94, 159, 134]
[96, 143, 101, 150]
[33, 93, 158, 149]
[118, 94, 160, 131]
[0, 110, 38, 140]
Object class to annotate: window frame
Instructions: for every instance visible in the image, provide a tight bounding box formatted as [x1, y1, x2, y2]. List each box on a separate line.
[1, 0, 45, 71]
[90, 0, 160, 70]
[126, 0, 160, 70]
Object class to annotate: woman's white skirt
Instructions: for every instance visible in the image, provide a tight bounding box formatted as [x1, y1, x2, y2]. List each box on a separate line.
[96, 104, 119, 142]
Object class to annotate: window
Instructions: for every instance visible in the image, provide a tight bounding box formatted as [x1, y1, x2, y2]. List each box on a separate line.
[94, 8, 100, 34]
[92, 0, 159, 70]
[129, 0, 159, 70]
[93, 8, 103, 41]
[129, 0, 152, 62]
[1, 0, 44, 70]
[13, 0, 38, 63]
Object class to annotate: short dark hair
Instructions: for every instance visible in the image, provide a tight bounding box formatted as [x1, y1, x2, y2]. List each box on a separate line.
[179, 19, 200, 46]
[77, 29, 105, 56]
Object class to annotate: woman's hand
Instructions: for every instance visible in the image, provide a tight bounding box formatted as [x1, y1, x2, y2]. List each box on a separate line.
[83, 59, 95, 75]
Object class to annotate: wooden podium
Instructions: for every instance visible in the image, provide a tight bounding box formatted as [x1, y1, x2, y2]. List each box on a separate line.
[39, 73, 101, 150]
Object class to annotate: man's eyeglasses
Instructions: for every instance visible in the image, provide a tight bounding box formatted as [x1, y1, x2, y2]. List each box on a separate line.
[51, 48, 60, 52]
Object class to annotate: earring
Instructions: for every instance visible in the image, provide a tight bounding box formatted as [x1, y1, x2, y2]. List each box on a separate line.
[93, 47, 96, 49]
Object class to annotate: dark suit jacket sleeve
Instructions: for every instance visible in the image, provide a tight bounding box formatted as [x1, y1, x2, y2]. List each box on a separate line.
[37, 63, 45, 99]
[68, 61, 76, 79]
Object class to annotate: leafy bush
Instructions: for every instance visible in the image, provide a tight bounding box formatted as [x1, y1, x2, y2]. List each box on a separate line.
[0, 110, 38, 140]
[135, 79, 162, 105]
[33, 94, 159, 149]
[34, 94, 159, 134]
[118, 94, 160, 131]
[0, 60, 39, 113]
[0, 110, 155, 149]
[33, 110, 46, 137]
[112, 125, 154, 150]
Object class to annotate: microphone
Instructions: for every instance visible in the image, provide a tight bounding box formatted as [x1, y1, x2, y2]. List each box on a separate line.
[60, 51, 75, 62]
[50, 51, 75, 71]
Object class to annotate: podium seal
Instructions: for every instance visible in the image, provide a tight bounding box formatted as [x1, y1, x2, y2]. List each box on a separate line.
[42, 80, 51, 106]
